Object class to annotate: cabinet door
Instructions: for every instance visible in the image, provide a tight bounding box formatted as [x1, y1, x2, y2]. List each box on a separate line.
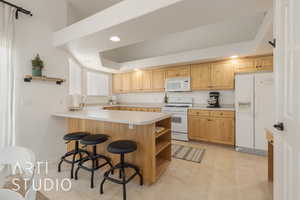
[122, 73, 131, 93]
[141, 70, 152, 91]
[112, 74, 123, 93]
[210, 61, 234, 89]
[131, 71, 142, 92]
[191, 63, 211, 90]
[188, 116, 210, 141]
[255, 56, 273, 72]
[209, 118, 235, 145]
[166, 65, 190, 78]
[152, 69, 165, 91]
[235, 58, 256, 73]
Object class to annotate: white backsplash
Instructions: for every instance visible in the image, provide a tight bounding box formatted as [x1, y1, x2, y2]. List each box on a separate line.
[116, 91, 235, 105]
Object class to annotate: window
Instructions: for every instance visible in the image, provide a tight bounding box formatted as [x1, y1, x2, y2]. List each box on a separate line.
[86, 71, 110, 96]
[69, 58, 82, 95]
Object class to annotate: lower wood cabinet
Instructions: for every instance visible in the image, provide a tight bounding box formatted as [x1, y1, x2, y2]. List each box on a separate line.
[188, 116, 210, 142]
[188, 110, 235, 146]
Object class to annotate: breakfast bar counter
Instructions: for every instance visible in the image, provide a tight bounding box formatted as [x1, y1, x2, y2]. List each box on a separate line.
[53, 110, 172, 185]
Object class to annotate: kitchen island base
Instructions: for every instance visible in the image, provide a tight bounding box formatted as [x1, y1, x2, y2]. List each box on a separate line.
[66, 117, 171, 185]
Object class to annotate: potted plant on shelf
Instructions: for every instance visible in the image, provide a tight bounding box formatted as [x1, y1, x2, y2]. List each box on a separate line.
[31, 54, 44, 76]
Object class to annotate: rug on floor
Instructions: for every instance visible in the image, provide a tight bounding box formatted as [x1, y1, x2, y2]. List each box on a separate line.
[172, 144, 205, 163]
[37, 191, 49, 200]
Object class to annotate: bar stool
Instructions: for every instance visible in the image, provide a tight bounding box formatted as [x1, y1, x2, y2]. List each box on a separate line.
[75, 134, 113, 188]
[100, 140, 143, 200]
[58, 132, 90, 179]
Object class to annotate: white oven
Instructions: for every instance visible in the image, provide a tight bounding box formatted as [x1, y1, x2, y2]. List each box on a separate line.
[162, 107, 188, 141]
[161, 97, 193, 141]
[165, 77, 191, 92]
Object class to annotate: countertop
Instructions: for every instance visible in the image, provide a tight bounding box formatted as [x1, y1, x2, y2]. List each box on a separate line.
[99, 103, 164, 108]
[53, 110, 171, 125]
[100, 103, 235, 111]
[190, 104, 235, 111]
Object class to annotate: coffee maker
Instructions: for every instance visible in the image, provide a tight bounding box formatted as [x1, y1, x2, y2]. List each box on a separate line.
[207, 92, 220, 108]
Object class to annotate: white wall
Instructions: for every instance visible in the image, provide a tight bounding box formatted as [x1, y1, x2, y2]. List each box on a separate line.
[12, 0, 69, 162]
[117, 91, 235, 105]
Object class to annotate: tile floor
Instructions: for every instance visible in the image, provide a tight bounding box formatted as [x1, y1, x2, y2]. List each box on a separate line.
[40, 141, 273, 200]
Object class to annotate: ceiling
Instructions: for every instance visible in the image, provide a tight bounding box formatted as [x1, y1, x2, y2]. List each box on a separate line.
[55, 0, 273, 73]
[101, 13, 265, 63]
[66, 0, 123, 21]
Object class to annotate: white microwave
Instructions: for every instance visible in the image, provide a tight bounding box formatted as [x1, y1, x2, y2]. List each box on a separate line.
[165, 77, 191, 92]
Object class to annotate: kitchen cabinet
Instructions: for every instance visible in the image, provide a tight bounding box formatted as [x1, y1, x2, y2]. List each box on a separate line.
[112, 74, 123, 94]
[188, 110, 235, 146]
[191, 61, 234, 90]
[235, 58, 256, 73]
[152, 69, 166, 91]
[131, 71, 142, 92]
[166, 65, 190, 78]
[191, 63, 211, 90]
[255, 56, 273, 72]
[209, 117, 235, 145]
[210, 61, 235, 90]
[122, 73, 131, 92]
[235, 55, 273, 73]
[113, 55, 272, 94]
[141, 70, 152, 91]
[188, 116, 210, 141]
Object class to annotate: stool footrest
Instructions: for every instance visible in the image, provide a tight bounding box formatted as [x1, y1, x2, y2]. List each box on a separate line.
[103, 166, 140, 185]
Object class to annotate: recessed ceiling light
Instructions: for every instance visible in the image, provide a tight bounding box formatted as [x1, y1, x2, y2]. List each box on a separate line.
[231, 55, 239, 59]
[110, 36, 120, 42]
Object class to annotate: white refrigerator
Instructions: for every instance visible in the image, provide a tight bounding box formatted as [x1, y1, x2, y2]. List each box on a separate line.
[235, 73, 275, 154]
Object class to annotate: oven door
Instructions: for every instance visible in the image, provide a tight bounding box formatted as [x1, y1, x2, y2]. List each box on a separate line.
[171, 113, 188, 133]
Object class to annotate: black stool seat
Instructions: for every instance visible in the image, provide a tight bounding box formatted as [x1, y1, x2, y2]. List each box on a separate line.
[63, 132, 89, 141]
[80, 134, 108, 145]
[107, 140, 137, 154]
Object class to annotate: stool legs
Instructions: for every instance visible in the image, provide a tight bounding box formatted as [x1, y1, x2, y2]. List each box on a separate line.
[121, 167, 126, 200]
[58, 141, 87, 179]
[100, 153, 143, 200]
[75, 145, 113, 188]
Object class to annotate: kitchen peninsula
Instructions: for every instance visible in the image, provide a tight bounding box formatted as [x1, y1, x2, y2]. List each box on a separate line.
[53, 110, 172, 185]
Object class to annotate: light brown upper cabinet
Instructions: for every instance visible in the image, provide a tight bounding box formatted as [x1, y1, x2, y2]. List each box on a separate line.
[166, 65, 190, 78]
[141, 70, 152, 91]
[112, 73, 123, 94]
[152, 69, 166, 92]
[122, 73, 131, 93]
[235, 58, 256, 73]
[191, 63, 211, 90]
[131, 71, 142, 92]
[210, 61, 235, 90]
[235, 55, 273, 73]
[255, 56, 273, 72]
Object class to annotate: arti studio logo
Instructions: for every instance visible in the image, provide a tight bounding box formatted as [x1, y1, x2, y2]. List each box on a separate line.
[9, 161, 72, 193]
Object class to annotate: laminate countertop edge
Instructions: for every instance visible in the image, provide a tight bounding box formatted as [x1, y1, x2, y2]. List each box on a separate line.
[53, 110, 172, 126]
[100, 104, 235, 111]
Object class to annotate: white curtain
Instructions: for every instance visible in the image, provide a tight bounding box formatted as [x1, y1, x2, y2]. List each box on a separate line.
[0, 4, 16, 148]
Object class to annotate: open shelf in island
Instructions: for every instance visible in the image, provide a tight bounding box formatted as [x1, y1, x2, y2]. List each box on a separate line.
[154, 118, 172, 180]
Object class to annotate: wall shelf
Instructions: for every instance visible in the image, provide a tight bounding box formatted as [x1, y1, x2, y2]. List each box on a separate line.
[24, 75, 65, 85]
